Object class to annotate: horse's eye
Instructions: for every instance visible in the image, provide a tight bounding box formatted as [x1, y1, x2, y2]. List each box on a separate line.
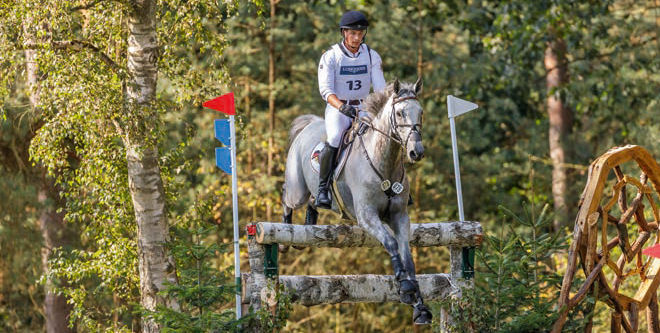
[396, 111, 402, 117]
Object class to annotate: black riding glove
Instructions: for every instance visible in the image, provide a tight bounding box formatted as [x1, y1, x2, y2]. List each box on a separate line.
[339, 103, 357, 118]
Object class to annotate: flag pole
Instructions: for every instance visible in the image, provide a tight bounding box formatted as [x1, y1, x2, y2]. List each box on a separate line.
[447, 95, 478, 280]
[204, 93, 241, 319]
[449, 116, 465, 222]
[230, 114, 241, 319]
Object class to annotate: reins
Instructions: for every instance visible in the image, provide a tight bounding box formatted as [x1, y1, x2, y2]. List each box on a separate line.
[356, 93, 422, 211]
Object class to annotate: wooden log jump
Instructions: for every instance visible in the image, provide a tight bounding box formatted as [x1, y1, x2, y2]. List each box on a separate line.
[243, 273, 457, 306]
[255, 221, 483, 248]
[244, 221, 482, 317]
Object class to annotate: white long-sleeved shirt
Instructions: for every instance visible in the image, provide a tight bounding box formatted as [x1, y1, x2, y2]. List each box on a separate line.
[318, 42, 386, 103]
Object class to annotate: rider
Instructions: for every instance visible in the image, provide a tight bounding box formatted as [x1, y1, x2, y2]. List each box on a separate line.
[316, 10, 386, 209]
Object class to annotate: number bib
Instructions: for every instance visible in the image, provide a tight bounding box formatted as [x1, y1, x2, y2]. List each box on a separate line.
[333, 44, 372, 102]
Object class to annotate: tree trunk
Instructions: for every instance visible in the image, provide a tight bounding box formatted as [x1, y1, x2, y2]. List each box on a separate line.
[544, 35, 572, 232]
[25, 25, 74, 332]
[416, 0, 423, 78]
[266, 0, 277, 221]
[126, 1, 178, 331]
[39, 190, 74, 333]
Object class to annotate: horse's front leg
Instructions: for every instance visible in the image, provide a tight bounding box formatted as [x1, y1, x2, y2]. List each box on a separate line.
[356, 208, 418, 305]
[391, 210, 433, 325]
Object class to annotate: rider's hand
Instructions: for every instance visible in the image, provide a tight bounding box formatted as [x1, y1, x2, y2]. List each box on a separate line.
[339, 103, 357, 118]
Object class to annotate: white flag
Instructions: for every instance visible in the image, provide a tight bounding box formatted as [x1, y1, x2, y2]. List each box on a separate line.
[447, 95, 478, 118]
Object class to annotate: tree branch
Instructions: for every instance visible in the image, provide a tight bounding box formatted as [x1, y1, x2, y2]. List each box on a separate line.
[69, 0, 105, 12]
[23, 40, 125, 76]
[537, 35, 659, 84]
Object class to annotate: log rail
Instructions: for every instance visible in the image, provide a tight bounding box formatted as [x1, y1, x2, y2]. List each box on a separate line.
[244, 221, 483, 309]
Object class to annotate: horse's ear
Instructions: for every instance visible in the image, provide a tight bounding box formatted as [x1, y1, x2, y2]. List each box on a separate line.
[392, 78, 400, 95]
[414, 77, 423, 95]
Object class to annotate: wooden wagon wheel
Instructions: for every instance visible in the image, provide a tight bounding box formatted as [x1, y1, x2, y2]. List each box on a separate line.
[552, 145, 660, 332]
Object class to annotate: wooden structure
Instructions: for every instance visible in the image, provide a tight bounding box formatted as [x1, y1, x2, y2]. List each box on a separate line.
[552, 145, 660, 332]
[242, 221, 482, 321]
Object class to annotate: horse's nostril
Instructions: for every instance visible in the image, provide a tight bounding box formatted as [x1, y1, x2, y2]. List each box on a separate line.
[410, 150, 424, 161]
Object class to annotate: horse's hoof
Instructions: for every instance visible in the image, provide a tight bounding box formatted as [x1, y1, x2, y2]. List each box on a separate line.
[278, 244, 290, 253]
[413, 304, 433, 325]
[399, 280, 417, 305]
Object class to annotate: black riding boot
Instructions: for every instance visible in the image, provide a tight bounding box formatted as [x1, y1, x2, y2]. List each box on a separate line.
[316, 143, 337, 209]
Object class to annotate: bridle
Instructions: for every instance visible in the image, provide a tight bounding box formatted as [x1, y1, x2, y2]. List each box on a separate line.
[388, 95, 423, 149]
[365, 93, 423, 149]
[356, 92, 423, 206]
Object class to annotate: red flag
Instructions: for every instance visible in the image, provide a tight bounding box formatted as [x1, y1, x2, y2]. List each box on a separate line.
[643, 243, 660, 258]
[203, 92, 235, 115]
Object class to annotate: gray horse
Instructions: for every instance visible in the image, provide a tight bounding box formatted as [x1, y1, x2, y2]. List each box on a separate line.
[281, 78, 432, 324]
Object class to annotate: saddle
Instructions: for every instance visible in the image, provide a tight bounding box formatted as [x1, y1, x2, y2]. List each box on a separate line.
[310, 120, 368, 220]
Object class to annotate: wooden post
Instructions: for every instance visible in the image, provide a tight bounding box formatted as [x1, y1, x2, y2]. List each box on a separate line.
[246, 224, 265, 311]
[647, 293, 660, 333]
[611, 312, 622, 333]
[629, 302, 639, 332]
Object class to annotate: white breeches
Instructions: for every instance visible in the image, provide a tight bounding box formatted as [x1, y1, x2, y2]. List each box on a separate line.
[324, 104, 356, 148]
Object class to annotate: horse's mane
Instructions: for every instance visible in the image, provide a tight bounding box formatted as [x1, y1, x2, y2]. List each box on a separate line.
[363, 80, 417, 116]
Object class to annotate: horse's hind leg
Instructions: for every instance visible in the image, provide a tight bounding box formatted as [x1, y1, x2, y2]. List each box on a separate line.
[281, 185, 293, 225]
[281, 181, 311, 251]
[305, 200, 318, 225]
[281, 173, 311, 225]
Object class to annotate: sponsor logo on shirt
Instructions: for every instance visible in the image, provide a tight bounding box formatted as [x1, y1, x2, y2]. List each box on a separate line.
[340, 65, 368, 75]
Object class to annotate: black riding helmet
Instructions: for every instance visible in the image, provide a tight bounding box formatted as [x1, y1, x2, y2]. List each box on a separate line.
[339, 11, 369, 31]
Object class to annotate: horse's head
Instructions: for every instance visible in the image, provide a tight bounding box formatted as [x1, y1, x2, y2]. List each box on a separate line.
[390, 77, 424, 163]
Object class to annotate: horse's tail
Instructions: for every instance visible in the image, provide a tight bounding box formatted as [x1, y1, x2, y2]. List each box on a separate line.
[289, 114, 321, 147]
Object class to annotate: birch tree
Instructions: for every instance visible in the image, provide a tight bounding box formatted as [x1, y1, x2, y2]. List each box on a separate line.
[1, 0, 235, 330]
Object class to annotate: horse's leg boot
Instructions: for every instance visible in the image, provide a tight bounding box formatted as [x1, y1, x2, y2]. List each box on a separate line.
[413, 304, 433, 325]
[392, 254, 417, 304]
[399, 280, 417, 305]
[316, 143, 337, 209]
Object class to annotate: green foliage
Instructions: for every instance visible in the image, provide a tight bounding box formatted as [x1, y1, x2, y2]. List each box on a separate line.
[437, 203, 593, 332]
[143, 213, 242, 332]
[0, 173, 44, 331]
[249, 282, 294, 332]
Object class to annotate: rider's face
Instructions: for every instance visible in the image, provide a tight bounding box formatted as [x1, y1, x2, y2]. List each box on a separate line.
[343, 29, 366, 52]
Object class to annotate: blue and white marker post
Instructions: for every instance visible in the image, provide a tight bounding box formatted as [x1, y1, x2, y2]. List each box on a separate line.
[203, 92, 241, 319]
[447, 95, 479, 280]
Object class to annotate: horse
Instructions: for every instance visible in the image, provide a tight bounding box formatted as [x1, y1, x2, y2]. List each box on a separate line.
[281, 78, 432, 324]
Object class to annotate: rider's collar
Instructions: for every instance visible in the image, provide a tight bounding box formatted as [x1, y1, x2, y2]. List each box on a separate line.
[339, 40, 362, 58]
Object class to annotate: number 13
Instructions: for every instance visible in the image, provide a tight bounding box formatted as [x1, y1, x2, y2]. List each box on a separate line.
[347, 80, 362, 90]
